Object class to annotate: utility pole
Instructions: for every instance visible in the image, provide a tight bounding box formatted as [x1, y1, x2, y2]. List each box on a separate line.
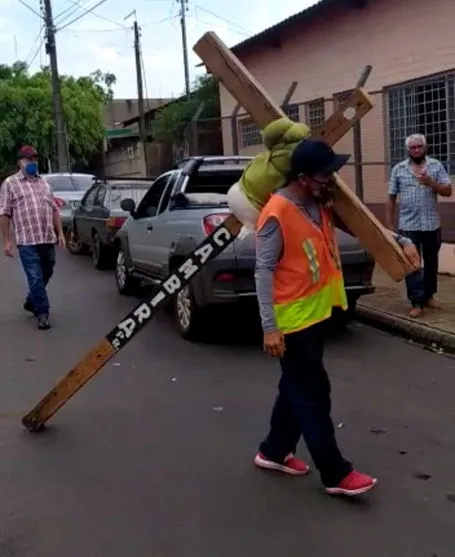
[178, 0, 190, 98]
[42, 0, 70, 172]
[133, 18, 149, 174]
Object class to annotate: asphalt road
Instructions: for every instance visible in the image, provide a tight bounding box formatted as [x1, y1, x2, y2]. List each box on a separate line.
[0, 247, 454, 557]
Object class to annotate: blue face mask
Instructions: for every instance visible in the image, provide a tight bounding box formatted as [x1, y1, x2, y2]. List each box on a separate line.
[24, 162, 38, 176]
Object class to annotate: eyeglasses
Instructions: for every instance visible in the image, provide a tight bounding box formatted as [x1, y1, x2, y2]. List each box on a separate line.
[310, 176, 335, 186]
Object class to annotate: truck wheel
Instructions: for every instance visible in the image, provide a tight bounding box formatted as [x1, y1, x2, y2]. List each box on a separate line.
[174, 284, 208, 341]
[66, 229, 87, 255]
[92, 232, 112, 270]
[115, 248, 141, 296]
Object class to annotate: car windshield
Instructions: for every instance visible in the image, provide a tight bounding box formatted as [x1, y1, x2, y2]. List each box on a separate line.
[45, 174, 95, 192]
[108, 185, 149, 209]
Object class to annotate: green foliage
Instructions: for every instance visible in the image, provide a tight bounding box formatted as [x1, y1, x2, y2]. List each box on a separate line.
[151, 74, 220, 142]
[0, 63, 116, 174]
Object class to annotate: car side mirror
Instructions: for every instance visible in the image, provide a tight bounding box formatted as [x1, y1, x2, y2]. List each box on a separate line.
[120, 198, 136, 216]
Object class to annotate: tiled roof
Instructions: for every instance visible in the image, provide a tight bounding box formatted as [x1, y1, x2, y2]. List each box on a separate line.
[230, 0, 341, 54]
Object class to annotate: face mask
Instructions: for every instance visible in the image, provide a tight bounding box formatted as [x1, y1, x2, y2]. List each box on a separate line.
[311, 178, 336, 205]
[410, 154, 426, 164]
[24, 162, 38, 176]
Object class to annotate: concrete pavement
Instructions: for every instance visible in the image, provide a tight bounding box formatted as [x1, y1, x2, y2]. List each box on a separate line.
[0, 248, 455, 557]
[358, 267, 455, 353]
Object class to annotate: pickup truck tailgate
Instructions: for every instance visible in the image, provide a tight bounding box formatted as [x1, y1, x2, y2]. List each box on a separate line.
[232, 228, 256, 293]
[231, 225, 372, 290]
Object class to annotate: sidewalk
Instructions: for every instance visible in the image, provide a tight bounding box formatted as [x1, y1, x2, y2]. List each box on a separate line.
[356, 266, 455, 354]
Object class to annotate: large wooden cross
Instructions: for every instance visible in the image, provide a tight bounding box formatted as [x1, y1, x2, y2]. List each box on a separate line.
[20, 32, 414, 434]
[193, 32, 413, 281]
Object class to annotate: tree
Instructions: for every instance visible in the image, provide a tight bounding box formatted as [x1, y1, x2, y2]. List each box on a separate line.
[151, 74, 220, 142]
[0, 63, 116, 175]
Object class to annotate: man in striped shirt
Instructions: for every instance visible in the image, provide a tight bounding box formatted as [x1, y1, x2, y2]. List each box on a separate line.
[0, 145, 66, 330]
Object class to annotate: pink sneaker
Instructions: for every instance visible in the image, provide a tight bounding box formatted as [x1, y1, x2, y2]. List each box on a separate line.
[325, 470, 377, 496]
[254, 452, 310, 475]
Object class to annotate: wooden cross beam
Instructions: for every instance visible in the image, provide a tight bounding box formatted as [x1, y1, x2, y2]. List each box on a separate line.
[20, 33, 412, 434]
[193, 31, 414, 281]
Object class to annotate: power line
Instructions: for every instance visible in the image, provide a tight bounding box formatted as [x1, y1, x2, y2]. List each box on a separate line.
[62, 29, 131, 58]
[189, 14, 250, 37]
[27, 38, 44, 67]
[27, 35, 45, 68]
[142, 16, 174, 27]
[24, 27, 44, 63]
[55, 0, 91, 25]
[56, 0, 110, 31]
[60, 25, 126, 32]
[25, 26, 44, 67]
[57, 0, 127, 29]
[17, 0, 43, 18]
[194, 4, 252, 35]
[59, 15, 172, 34]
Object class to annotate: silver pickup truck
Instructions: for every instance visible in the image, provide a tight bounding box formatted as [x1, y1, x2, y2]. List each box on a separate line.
[114, 156, 375, 341]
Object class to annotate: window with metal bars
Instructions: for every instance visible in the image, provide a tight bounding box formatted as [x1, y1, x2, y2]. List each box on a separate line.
[387, 73, 455, 173]
[239, 118, 261, 148]
[305, 98, 326, 130]
[283, 103, 300, 122]
[239, 103, 301, 148]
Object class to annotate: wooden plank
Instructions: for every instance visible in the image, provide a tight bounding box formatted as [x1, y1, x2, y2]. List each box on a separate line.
[193, 31, 414, 281]
[22, 340, 116, 432]
[21, 88, 371, 432]
[21, 215, 243, 432]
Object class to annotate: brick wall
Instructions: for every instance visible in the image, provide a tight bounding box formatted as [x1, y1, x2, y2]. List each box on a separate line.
[218, 0, 455, 239]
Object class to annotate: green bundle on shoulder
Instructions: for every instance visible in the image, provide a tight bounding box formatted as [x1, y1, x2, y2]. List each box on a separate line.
[239, 116, 311, 210]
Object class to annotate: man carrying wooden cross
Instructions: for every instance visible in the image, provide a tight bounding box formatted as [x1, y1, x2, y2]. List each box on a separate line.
[251, 137, 420, 496]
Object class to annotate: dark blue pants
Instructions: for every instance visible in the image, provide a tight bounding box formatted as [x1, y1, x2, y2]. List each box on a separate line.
[399, 229, 442, 308]
[259, 321, 353, 487]
[18, 244, 56, 317]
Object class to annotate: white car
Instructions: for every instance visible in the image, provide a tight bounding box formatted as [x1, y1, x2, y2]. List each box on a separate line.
[43, 172, 96, 234]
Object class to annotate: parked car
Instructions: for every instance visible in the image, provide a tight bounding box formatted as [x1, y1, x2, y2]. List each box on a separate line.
[43, 172, 96, 235]
[114, 156, 375, 340]
[68, 178, 153, 269]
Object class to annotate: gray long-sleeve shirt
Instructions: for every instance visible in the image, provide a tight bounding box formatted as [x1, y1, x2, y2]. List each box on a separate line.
[254, 186, 411, 333]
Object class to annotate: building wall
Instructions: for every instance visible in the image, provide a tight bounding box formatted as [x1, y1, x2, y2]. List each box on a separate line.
[103, 98, 171, 129]
[220, 0, 455, 210]
[104, 139, 146, 178]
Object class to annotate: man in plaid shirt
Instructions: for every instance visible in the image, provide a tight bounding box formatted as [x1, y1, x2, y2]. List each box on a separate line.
[386, 134, 452, 318]
[0, 146, 66, 330]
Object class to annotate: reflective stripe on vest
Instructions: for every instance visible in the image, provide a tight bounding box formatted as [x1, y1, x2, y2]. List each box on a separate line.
[302, 239, 320, 284]
[274, 277, 347, 335]
[256, 194, 348, 335]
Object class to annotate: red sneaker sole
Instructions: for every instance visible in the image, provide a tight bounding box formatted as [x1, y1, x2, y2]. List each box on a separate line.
[254, 455, 310, 476]
[325, 478, 378, 496]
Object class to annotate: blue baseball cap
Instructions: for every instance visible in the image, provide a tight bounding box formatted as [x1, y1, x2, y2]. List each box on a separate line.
[290, 139, 350, 179]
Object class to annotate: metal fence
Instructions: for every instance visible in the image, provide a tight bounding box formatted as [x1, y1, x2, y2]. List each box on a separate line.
[183, 79, 455, 205]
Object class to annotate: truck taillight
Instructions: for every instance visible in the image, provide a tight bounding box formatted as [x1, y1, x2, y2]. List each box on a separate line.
[215, 272, 235, 282]
[54, 197, 66, 208]
[202, 213, 227, 236]
[106, 216, 126, 229]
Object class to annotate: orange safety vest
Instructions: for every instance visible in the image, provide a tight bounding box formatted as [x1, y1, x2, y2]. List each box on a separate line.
[256, 194, 348, 334]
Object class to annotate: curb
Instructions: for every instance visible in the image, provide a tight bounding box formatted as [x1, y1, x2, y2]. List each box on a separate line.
[356, 303, 455, 355]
